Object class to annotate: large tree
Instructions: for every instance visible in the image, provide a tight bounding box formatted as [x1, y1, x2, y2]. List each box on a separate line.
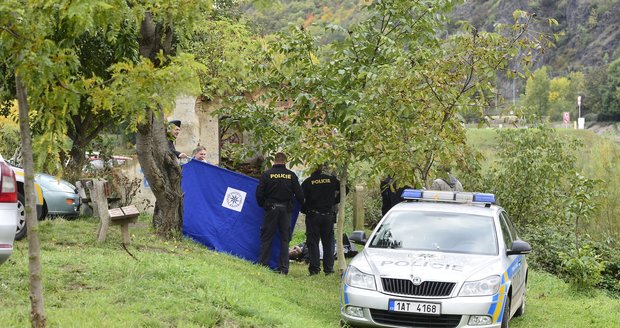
[1, 1, 109, 325]
[2, 1, 210, 239]
[523, 66, 551, 121]
[1, 2, 209, 324]
[219, 0, 555, 272]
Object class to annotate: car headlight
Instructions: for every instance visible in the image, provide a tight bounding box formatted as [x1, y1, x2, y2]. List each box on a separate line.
[344, 266, 376, 291]
[459, 275, 500, 297]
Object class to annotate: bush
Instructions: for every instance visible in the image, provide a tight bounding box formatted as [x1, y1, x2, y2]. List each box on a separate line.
[0, 121, 20, 159]
[560, 244, 606, 291]
[522, 224, 574, 275]
[592, 236, 620, 296]
[483, 125, 580, 227]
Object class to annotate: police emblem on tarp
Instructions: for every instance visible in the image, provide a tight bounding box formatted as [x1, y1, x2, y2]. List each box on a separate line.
[222, 187, 246, 212]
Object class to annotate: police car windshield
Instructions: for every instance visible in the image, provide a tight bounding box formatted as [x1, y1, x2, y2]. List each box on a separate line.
[369, 211, 498, 255]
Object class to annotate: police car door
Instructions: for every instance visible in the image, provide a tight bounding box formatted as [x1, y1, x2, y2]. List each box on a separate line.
[499, 211, 525, 315]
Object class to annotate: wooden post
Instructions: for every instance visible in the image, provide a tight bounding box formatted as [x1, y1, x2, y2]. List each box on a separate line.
[75, 180, 92, 216]
[109, 206, 139, 245]
[352, 185, 365, 230]
[89, 179, 111, 242]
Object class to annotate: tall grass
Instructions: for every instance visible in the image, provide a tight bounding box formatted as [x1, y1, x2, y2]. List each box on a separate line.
[1, 217, 618, 327]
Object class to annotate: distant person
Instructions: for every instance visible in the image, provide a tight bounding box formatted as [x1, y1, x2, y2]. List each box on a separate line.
[192, 146, 208, 163]
[380, 176, 408, 215]
[301, 164, 340, 276]
[167, 120, 188, 160]
[380, 176, 397, 215]
[255, 152, 304, 275]
[431, 165, 463, 192]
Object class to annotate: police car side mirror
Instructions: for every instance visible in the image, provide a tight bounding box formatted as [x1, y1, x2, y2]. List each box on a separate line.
[349, 231, 367, 244]
[506, 240, 532, 255]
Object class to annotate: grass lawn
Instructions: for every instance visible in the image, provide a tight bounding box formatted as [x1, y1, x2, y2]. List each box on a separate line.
[1, 216, 618, 327]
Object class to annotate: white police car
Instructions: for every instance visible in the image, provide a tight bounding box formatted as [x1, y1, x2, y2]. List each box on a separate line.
[341, 190, 531, 328]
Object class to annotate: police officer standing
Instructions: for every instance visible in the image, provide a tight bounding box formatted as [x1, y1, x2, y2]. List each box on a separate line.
[256, 152, 304, 275]
[301, 164, 340, 276]
[167, 120, 188, 160]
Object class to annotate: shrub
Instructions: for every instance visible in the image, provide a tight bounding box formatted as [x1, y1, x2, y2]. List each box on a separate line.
[0, 121, 20, 159]
[522, 223, 574, 274]
[560, 244, 606, 291]
[592, 236, 620, 296]
[483, 125, 580, 227]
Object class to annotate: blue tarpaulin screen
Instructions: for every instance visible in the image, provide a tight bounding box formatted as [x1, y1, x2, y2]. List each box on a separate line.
[182, 160, 300, 269]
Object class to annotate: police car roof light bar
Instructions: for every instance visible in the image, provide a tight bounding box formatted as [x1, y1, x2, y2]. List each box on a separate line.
[401, 189, 496, 205]
[472, 193, 496, 204]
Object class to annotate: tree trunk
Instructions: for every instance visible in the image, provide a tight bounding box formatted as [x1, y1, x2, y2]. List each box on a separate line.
[134, 12, 183, 237]
[16, 74, 47, 328]
[135, 110, 183, 237]
[336, 162, 349, 274]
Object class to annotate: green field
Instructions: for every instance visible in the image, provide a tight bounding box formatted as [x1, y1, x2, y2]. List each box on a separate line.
[1, 216, 618, 327]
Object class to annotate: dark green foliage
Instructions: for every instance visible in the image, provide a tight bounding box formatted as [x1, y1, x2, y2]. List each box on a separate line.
[600, 57, 620, 121]
[560, 243, 606, 291]
[592, 236, 620, 296]
[523, 223, 573, 276]
[583, 65, 608, 116]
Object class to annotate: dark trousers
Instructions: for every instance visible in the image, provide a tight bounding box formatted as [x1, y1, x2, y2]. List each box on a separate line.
[258, 205, 291, 274]
[306, 211, 335, 274]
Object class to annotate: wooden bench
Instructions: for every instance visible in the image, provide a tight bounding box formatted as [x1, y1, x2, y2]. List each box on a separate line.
[108, 205, 140, 245]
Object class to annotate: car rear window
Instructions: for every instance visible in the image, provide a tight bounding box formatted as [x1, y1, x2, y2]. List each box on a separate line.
[369, 210, 498, 255]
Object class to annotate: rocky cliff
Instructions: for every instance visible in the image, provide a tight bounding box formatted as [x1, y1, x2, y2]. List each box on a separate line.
[452, 0, 620, 71]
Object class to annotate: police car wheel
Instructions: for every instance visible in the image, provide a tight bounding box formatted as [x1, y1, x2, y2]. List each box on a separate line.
[501, 296, 511, 328]
[15, 192, 27, 241]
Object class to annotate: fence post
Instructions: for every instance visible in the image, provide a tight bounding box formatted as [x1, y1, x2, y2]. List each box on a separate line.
[87, 179, 110, 242]
[352, 185, 365, 230]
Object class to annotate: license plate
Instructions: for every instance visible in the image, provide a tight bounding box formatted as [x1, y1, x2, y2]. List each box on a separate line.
[388, 299, 441, 315]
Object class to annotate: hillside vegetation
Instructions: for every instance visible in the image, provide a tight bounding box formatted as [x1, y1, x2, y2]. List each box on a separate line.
[1, 216, 619, 327]
[244, 0, 620, 71]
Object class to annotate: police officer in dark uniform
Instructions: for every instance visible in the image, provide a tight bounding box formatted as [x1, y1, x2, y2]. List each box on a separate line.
[301, 164, 340, 275]
[256, 152, 304, 274]
[167, 120, 187, 160]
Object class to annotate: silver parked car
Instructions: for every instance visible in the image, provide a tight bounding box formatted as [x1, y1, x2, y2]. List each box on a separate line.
[35, 173, 80, 217]
[10, 163, 80, 240]
[0, 154, 18, 264]
[341, 189, 531, 328]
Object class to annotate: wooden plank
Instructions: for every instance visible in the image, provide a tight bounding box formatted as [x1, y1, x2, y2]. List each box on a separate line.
[108, 208, 127, 220]
[121, 205, 139, 217]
